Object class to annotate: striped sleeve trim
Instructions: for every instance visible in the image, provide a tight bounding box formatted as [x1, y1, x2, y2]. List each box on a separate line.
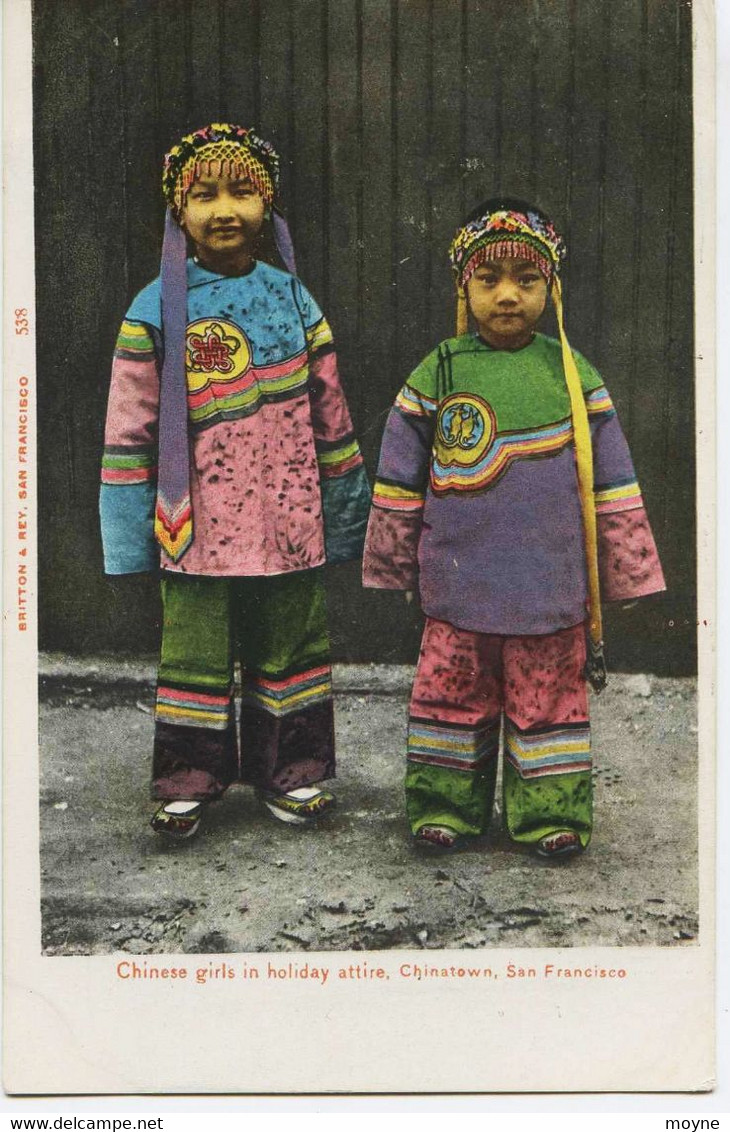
[114, 320, 156, 361]
[594, 477, 643, 514]
[585, 385, 616, 419]
[372, 478, 426, 512]
[395, 383, 438, 418]
[101, 444, 158, 485]
[306, 316, 334, 355]
[316, 435, 364, 479]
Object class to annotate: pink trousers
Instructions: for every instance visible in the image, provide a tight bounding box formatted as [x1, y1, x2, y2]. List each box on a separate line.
[405, 618, 593, 843]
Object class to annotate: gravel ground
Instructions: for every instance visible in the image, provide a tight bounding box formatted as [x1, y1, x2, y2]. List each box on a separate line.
[38, 656, 698, 955]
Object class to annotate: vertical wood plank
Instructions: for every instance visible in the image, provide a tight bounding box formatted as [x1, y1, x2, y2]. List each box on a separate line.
[562, 0, 610, 358]
[428, 0, 467, 342]
[34, 0, 92, 640]
[187, 0, 222, 114]
[662, 0, 695, 663]
[392, 0, 431, 378]
[324, 0, 360, 381]
[259, 0, 295, 181]
[530, 0, 573, 231]
[290, 0, 328, 295]
[119, 0, 167, 289]
[219, 0, 261, 123]
[360, 0, 395, 460]
[154, 0, 193, 148]
[83, 0, 130, 504]
[463, 0, 500, 210]
[661, 0, 695, 535]
[495, 0, 542, 199]
[654, 0, 695, 658]
[591, 0, 644, 413]
[628, 0, 682, 552]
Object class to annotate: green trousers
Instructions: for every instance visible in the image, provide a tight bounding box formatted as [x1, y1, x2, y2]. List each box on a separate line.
[152, 569, 335, 801]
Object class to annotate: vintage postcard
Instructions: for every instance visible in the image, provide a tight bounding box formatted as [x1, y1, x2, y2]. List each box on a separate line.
[3, 0, 716, 1095]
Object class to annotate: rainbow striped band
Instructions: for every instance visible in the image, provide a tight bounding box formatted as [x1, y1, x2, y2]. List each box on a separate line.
[156, 663, 333, 729]
[187, 350, 310, 431]
[431, 416, 573, 494]
[407, 716, 501, 771]
[306, 316, 334, 355]
[585, 385, 615, 419]
[243, 664, 333, 717]
[395, 383, 438, 418]
[115, 320, 156, 361]
[372, 480, 425, 512]
[594, 478, 643, 514]
[101, 445, 157, 485]
[156, 682, 233, 731]
[316, 435, 364, 479]
[504, 720, 591, 779]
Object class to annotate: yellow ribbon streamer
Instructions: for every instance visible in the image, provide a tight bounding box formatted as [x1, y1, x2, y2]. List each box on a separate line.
[456, 287, 468, 336]
[551, 275, 603, 651]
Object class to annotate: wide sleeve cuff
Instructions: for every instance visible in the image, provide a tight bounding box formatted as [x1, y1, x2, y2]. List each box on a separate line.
[99, 482, 158, 575]
[362, 504, 423, 590]
[321, 463, 372, 565]
[597, 507, 666, 602]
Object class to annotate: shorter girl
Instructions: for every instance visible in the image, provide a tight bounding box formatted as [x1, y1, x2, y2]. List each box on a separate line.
[363, 198, 665, 857]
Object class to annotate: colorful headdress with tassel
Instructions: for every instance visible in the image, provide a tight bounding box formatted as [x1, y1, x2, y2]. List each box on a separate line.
[449, 198, 606, 692]
[155, 124, 295, 568]
[162, 123, 280, 217]
[449, 198, 566, 291]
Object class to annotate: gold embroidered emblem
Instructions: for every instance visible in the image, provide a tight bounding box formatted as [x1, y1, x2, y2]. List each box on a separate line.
[185, 319, 251, 391]
[434, 393, 496, 468]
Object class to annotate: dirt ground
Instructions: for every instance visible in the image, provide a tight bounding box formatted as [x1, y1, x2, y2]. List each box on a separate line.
[38, 655, 698, 955]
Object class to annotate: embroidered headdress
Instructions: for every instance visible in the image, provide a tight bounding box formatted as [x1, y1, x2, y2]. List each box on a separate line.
[155, 124, 296, 568]
[449, 197, 605, 690]
[162, 122, 280, 218]
[449, 197, 566, 291]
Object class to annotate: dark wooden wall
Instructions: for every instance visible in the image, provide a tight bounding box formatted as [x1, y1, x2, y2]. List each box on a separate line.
[33, 0, 695, 673]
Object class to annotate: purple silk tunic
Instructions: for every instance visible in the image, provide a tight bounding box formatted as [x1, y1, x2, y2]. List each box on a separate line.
[363, 332, 665, 636]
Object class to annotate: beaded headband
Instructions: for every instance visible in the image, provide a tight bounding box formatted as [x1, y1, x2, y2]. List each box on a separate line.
[162, 122, 280, 218]
[449, 206, 566, 286]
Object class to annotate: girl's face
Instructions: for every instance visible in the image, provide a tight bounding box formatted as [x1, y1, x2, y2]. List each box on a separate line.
[182, 174, 266, 273]
[466, 255, 548, 349]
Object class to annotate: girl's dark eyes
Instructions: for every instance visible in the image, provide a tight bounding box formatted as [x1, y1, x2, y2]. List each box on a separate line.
[475, 273, 541, 287]
[190, 187, 254, 200]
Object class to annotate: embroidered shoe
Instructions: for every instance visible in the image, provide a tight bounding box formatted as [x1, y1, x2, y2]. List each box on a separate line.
[534, 830, 583, 859]
[414, 824, 465, 852]
[150, 800, 203, 840]
[259, 786, 336, 826]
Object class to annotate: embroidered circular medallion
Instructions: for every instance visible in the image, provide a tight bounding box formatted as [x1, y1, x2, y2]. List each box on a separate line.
[185, 319, 252, 391]
[434, 393, 496, 468]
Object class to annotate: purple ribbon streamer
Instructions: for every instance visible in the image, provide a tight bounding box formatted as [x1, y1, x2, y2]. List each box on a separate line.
[273, 207, 297, 275]
[158, 209, 191, 532]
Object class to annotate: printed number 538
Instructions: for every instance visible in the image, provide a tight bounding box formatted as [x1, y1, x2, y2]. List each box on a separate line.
[15, 308, 29, 335]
